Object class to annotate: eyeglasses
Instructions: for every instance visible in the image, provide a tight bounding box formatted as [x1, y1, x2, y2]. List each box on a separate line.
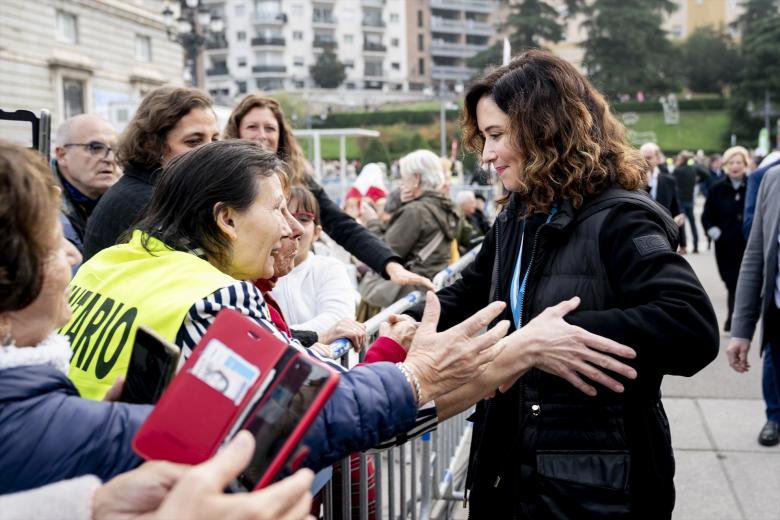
[63, 142, 114, 158]
[293, 211, 316, 223]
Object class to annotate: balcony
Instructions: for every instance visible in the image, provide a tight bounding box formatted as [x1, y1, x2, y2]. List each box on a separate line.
[206, 65, 229, 76]
[253, 11, 287, 25]
[363, 42, 387, 52]
[430, 0, 494, 13]
[429, 41, 486, 59]
[431, 64, 475, 81]
[313, 39, 337, 50]
[430, 17, 492, 36]
[312, 15, 337, 27]
[362, 18, 386, 30]
[206, 36, 228, 50]
[252, 64, 287, 74]
[251, 36, 285, 47]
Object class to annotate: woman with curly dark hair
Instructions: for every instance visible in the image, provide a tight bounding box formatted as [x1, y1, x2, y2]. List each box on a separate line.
[407, 50, 719, 518]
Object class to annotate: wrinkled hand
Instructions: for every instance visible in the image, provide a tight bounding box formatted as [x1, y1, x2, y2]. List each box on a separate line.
[726, 338, 751, 373]
[93, 459, 186, 520]
[360, 203, 378, 223]
[498, 297, 637, 397]
[404, 292, 509, 403]
[379, 314, 418, 351]
[310, 342, 334, 358]
[385, 261, 435, 291]
[94, 432, 315, 520]
[674, 214, 685, 227]
[319, 319, 366, 352]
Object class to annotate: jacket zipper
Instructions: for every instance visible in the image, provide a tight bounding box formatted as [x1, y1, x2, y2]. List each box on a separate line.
[492, 220, 546, 491]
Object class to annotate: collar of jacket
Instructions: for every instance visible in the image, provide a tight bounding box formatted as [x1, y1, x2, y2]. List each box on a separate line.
[499, 192, 576, 233]
[123, 162, 162, 186]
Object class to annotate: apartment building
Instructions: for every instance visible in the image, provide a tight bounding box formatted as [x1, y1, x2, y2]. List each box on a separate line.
[0, 0, 182, 132]
[202, 0, 503, 100]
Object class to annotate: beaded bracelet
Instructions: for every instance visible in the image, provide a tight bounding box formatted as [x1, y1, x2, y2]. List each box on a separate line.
[396, 362, 423, 406]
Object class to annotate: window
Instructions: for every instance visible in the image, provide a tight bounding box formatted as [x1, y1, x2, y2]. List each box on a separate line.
[344, 59, 355, 69]
[417, 10, 423, 28]
[390, 13, 399, 23]
[237, 31, 247, 41]
[235, 3, 246, 16]
[135, 35, 152, 62]
[417, 34, 424, 51]
[391, 62, 400, 71]
[291, 4, 304, 17]
[237, 80, 248, 94]
[365, 60, 383, 77]
[294, 56, 305, 66]
[293, 31, 303, 41]
[238, 56, 247, 67]
[418, 57, 425, 75]
[391, 38, 399, 47]
[56, 11, 78, 43]
[63, 78, 85, 119]
[344, 34, 353, 44]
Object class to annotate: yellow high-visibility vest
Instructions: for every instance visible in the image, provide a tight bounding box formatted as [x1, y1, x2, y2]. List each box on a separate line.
[62, 231, 235, 400]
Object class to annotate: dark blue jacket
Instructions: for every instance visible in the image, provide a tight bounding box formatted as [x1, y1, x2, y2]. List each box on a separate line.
[744, 157, 780, 238]
[0, 365, 150, 493]
[302, 362, 418, 470]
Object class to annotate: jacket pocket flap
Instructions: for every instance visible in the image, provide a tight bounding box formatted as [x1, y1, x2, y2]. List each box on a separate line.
[536, 450, 630, 491]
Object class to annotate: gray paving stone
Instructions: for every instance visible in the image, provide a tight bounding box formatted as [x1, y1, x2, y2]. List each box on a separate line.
[673, 451, 743, 520]
[665, 398, 713, 450]
[698, 399, 778, 452]
[721, 451, 780, 520]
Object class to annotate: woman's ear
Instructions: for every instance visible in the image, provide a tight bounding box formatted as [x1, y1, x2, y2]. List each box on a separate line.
[313, 224, 322, 241]
[214, 203, 238, 241]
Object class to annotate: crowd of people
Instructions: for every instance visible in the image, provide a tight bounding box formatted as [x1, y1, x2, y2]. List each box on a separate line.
[1, 47, 777, 519]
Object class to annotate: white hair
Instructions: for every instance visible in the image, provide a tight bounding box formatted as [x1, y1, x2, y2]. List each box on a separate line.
[399, 149, 444, 190]
[55, 114, 113, 148]
[456, 190, 476, 206]
[639, 142, 661, 155]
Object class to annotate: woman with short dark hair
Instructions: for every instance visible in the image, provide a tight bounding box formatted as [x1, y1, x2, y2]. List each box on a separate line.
[82, 86, 219, 260]
[408, 50, 719, 518]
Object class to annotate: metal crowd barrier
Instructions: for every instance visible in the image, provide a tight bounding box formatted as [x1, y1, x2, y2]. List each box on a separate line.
[321, 245, 482, 520]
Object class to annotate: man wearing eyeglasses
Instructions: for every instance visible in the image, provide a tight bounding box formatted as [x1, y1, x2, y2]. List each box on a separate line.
[53, 115, 119, 255]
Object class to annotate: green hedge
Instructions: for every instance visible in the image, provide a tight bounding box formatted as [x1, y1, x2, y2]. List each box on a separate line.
[309, 98, 726, 128]
[610, 97, 726, 113]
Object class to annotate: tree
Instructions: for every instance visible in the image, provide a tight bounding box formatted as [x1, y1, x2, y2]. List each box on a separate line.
[731, 0, 780, 34]
[677, 26, 739, 94]
[362, 138, 390, 167]
[309, 47, 346, 89]
[467, 1, 581, 74]
[581, 0, 679, 98]
[506, 0, 581, 50]
[729, 9, 780, 140]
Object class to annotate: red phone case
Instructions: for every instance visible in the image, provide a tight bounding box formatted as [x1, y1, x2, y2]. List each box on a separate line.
[252, 353, 340, 489]
[132, 308, 339, 488]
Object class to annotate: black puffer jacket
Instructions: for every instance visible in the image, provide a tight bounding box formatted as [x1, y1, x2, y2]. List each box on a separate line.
[409, 187, 718, 519]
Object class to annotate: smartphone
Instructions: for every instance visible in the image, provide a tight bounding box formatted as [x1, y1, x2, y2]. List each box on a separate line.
[120, 326, 181, 405]
[235, 354, 339, 490]
[0, 108, 50, 158]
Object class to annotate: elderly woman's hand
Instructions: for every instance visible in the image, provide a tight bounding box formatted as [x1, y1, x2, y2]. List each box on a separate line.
[379, 314, 418, 351]
[318, 319, 366, 352]
[403, 292, 509, 403]
[497, 297, 637, 396]
[384, 262, 435, 291]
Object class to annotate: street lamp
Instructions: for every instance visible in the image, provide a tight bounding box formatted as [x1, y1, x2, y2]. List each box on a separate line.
[161, 0, 224, 89]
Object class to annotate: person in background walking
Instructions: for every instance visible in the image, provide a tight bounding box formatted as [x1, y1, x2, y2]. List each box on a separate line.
[640, 143, 686, 244]
[673, 151, 702, 253]
[727, 161, 780, 447]
[701, 146, 750, 332]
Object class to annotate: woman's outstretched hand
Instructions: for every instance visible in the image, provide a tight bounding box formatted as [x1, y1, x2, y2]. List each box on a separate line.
[404, 292, 510, 403]
[385, 261, 435, 291]
[498, 297, 637, 396]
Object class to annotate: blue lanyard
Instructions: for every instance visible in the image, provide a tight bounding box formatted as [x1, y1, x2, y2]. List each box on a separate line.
[509, 209, 557, 329]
